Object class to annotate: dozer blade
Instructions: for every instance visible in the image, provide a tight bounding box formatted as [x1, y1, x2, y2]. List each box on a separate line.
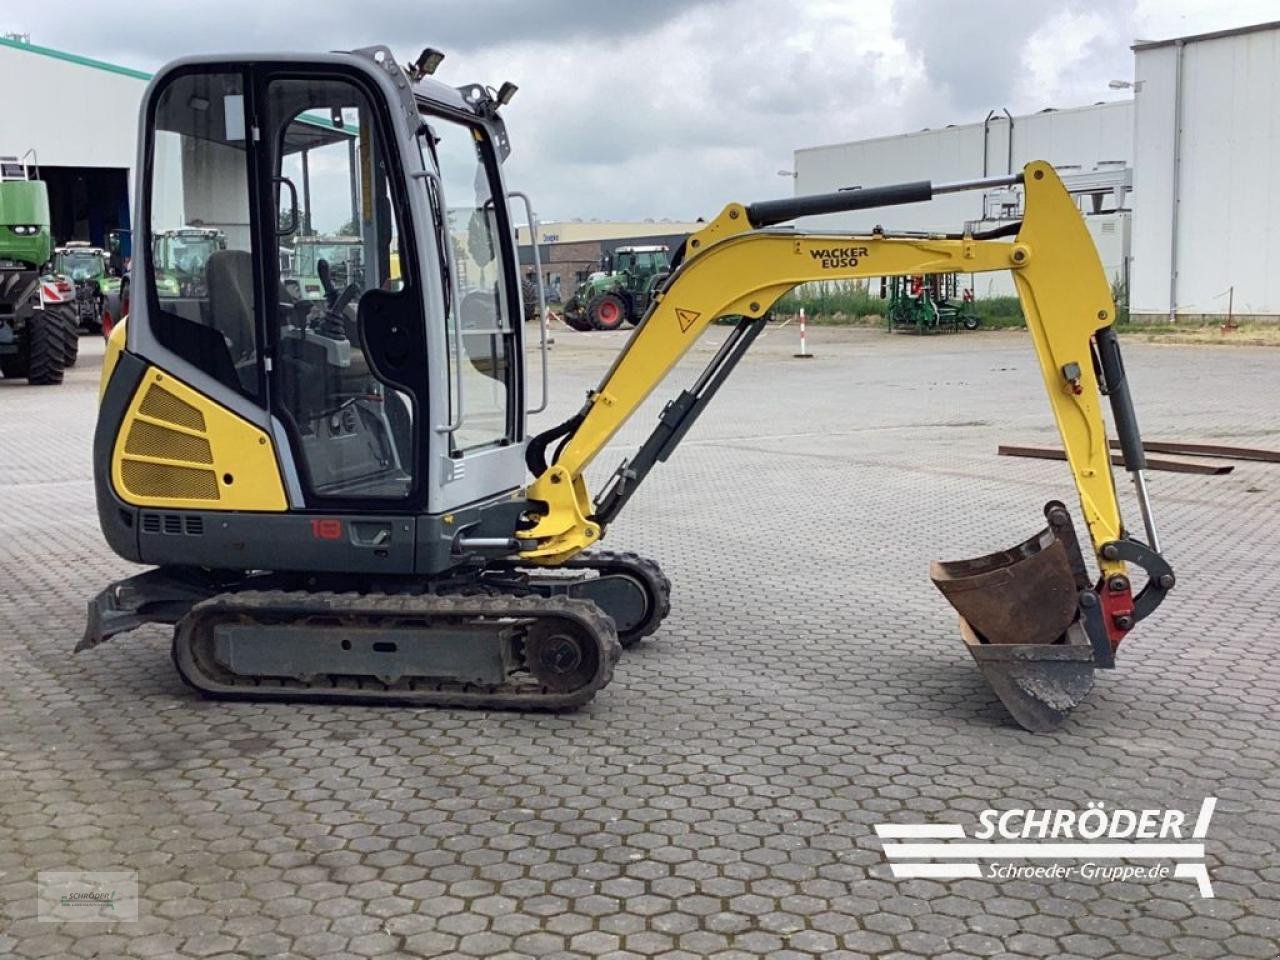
[931, 502, 1104, 731]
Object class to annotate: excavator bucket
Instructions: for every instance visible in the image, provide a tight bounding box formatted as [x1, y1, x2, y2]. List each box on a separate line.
[931, 502, 1110, 732]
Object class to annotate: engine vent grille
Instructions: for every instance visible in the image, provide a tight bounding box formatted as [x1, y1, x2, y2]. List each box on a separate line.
[140, 512, 206, 536]
[122, 461, 219, 500]
[119, 382, 220, 502]
[124, 419, 213, 464]
[138, 385, 205, 431]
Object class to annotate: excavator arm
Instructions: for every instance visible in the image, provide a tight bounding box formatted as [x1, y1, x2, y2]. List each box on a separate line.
[519, 162, 1173, 728]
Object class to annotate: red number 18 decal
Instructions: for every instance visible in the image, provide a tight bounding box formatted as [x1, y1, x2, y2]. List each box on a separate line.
[310, 518, 343, 540]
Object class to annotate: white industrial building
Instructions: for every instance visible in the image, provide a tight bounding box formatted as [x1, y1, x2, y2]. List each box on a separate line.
[793, 19, 1280, 321]
[1130, 22, 1280, 321]
[0, 33, 357, 253]
[793, 102, 1134, 298]
[0, 34, 146, 245]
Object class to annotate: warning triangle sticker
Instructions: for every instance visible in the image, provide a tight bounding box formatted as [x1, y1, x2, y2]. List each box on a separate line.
[675, 308, 700, 332]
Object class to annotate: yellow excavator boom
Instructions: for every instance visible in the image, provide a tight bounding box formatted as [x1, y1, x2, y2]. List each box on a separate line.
[524, 162, 1122, 570]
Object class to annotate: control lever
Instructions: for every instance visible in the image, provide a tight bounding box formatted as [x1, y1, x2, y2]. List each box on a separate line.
[318, 283, 360, 339]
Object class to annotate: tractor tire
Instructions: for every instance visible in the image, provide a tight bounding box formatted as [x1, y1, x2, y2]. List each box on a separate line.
[25, 310, 65, 386]
[49, 305, 80, 371]
[962, 314, 980, 331]
[587, 293, 628, 331]
[521, 277, 540, 323]
[59, 307, 80, 368]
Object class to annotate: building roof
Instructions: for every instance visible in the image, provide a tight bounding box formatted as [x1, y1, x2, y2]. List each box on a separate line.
[0, 33, 150, 80]
[1132, 19, 1280, 51]
[794, 99, 1131, 156]
[0, 34, 351, 145]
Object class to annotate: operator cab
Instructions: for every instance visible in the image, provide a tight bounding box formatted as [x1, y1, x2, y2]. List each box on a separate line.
[127, 49, 525, 516]
[610, 245, 667, 277]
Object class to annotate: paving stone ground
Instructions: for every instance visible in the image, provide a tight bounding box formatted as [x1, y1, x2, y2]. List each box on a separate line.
[0, 326, 1277, 960]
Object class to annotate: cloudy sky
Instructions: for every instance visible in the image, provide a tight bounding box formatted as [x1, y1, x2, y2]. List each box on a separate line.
[7, 0, 1276, 222]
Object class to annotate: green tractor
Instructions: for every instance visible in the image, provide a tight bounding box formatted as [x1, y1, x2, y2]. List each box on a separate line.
[285, 235, 364, 303]
[152, 226, 227, 298]
[562, 244, 669, 331]
[0, 157, 78, 384]
[53, 242, 113, 333]
[882, 273, 980, 334]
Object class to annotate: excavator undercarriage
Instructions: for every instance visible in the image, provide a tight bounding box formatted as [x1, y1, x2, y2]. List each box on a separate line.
[84, 45, 1173, 731]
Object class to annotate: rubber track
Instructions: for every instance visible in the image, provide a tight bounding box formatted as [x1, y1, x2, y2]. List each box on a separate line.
[561, 550, 672, 647]
[172, 589, 621, 710]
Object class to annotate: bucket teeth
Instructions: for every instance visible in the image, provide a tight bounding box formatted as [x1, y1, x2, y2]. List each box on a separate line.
[932, 503, 1102, 731]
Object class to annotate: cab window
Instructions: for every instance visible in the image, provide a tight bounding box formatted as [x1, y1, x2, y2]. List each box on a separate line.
[267, 75, 418, 501]
[147, 71, 260, 398]
[419, 116, 515, 453]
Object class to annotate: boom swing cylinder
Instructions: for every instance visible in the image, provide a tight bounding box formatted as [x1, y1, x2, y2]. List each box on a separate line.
[522, 162, 1174, 730]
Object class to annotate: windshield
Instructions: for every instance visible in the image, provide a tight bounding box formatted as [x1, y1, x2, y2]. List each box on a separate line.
[156, 236, 221, 275]
[56, 252, 106, 280]
[417, 110, 513, 452]
[293, 241, 363, 285]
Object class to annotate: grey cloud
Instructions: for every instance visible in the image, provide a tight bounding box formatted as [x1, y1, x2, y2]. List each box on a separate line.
[890, 0, 1051, 115]
[13, 0, 725, 70]
[890, 0, 1138, 120]
[4, 0, 1225, 224]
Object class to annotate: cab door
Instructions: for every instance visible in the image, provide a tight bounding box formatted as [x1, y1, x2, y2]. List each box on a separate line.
[258, 71, 428, 510]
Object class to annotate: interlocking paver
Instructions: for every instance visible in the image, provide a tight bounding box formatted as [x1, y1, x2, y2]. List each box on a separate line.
[0, 331, 1277, 959]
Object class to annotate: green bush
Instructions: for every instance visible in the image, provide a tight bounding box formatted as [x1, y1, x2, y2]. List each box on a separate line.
[971, 296, 1025, 329]
[777, 281, 1033, 329]
[774, 280, 884, 323]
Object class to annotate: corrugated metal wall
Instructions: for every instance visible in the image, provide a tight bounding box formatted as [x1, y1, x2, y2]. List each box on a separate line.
[0, 43, 143, 174]
[1132, 24, 1280, 319]
[793, 102, 1133, 235]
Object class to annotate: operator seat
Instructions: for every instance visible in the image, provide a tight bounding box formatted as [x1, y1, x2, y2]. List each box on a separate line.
[205, 249, 257, 391]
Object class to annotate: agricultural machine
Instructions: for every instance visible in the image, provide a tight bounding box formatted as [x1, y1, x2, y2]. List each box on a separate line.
[53, 242, 110, 333]
[152, 226, 227, 298]
[0, 155, 78, 384]
[284, 235, 365, 303]
[563, 245, 669, 331]
[883, 273, 980, 334]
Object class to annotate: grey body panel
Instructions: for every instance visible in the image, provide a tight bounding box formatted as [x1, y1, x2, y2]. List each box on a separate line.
[437, 444, 527, 514]
[99, 341, 527, 575]
[138, 510, 416, 574]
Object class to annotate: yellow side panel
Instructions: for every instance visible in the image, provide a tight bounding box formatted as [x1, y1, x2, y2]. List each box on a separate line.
[98, 318, 127, 404]
[111, 367, 288, 512]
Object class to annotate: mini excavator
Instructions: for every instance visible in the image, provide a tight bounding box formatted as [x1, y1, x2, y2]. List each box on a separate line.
[83, 47, 1174, 730]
